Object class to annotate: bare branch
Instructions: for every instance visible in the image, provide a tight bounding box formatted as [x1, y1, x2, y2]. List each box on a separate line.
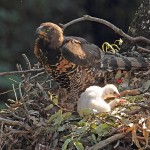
[11, 112, 25, 121]
[89, 133, 125, 150]
[62, 15, 150, 45]
[22, 54, 32, 80]
[120, 89, 141, 96]
[0, 117, 31, 132]
[19, 82, 30, 119]
[0, 68, 44, 77]
[22, 54, 31, 70]
[137, 46, 150, 53]
[0, 117, 23, 126]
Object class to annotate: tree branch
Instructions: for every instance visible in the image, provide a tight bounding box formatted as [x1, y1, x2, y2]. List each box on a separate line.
[0, 68, 44, 77]
[62, 15, 150, 45]
[137, 46, 150, 53]
[89, 133, 125, 150]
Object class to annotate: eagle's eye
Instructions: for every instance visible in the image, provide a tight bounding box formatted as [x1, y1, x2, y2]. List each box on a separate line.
[46, 28, 51, 32]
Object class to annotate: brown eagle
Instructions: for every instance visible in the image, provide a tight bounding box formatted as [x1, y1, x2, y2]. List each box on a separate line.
[34, 22, 149, 109]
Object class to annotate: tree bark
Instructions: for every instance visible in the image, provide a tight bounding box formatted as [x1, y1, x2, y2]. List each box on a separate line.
[120, 0, 150, 60]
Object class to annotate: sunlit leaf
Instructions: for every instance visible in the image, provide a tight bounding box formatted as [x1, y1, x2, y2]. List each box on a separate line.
[62, 112, 72, 120]
[90, 123, 97, 129]
[73, 141, 84, 150]
[62, 138, 73, 150]
[44, 104, 54, 110]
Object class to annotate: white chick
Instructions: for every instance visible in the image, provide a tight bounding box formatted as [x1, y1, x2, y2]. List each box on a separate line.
[77, 84, 121, 115]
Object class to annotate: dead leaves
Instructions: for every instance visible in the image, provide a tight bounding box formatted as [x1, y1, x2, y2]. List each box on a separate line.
[125, 117, 150, 149]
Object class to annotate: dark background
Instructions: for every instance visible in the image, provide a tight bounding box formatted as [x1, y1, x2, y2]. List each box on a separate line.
[0, 0, 141, 105]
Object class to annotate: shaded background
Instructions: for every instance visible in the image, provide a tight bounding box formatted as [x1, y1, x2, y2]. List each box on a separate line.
[0, 0, 141, 105]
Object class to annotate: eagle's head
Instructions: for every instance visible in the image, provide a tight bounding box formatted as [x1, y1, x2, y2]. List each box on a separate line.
[36, 22, 64, 48]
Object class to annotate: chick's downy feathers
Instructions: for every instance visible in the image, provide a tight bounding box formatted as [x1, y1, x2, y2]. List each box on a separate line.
[77, 84, 121, 114]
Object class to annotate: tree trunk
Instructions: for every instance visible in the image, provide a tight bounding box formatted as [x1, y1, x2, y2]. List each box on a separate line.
[120, 0, 150, 61]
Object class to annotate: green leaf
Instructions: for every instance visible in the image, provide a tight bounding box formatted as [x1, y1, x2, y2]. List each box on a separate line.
[73, 141, 84, 150]
[76, 126, 88, 134]
[62, 138, 73, 150]
[44, 104, 54, 110]
[90, 123, 97, 129]
[77, 121, 87, 127]
[53, 97, 58, 105]
[62, 112, 72, 120]
[93, 123, 110, 136]
[58, 125, 66, 132]
[47, 109, 62, 125]
[91, 134, 97, 144]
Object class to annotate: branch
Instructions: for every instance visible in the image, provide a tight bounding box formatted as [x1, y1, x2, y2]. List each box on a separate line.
[120, 89, 141, 96]
[0, 117, 23, 126]
[22, 54, 32, 80]
[89, 133, 125, 150]
[0, 68, 44, 77]
[137, 46, 150, 53]
[62, 15, 150, 45]
[19, 82, 30, 119]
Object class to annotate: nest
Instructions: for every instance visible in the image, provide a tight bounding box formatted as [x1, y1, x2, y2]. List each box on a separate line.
[0, 55, 150, 150]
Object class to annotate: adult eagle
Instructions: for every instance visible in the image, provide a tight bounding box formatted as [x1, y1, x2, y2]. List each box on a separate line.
[34, 22, 149, 109]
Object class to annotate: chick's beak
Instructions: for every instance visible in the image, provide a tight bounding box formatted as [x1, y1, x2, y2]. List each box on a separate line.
[116, 93, 121, 98]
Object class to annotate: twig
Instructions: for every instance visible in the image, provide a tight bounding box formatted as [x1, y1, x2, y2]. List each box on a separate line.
[62, 15, 150, 45]
[0, 68, 44, 76]
[36, 82, 62, 111]
[0, 117, 31, 131]
[0, 117, 23, 126]
[120, 89, 141, 96]
[19, 82, 30, 119]
[22, 54, 32, 80]
[5, 130, 29, 135]
[11, 112, 25, 121]
[12, 84, 18, 103]
[30, 71, 45, 80]
[137, 46, 150, 53]
[36, 82, 50, 101]
[89, 133, 125, 150]
[22, 54, 31, 70]
[0, 89, 18, 96]
[0, 121, 4, 146]
[16, 64, 23, 71]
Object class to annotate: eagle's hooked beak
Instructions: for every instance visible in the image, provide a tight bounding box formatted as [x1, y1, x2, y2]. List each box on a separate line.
[35, 26, 44, 35]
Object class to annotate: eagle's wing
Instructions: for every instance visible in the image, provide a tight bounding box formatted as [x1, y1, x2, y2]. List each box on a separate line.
[61, 36, 104, 67]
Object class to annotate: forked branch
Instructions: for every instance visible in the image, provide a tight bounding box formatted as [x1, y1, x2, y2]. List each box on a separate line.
[62, 15, 150, 45]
